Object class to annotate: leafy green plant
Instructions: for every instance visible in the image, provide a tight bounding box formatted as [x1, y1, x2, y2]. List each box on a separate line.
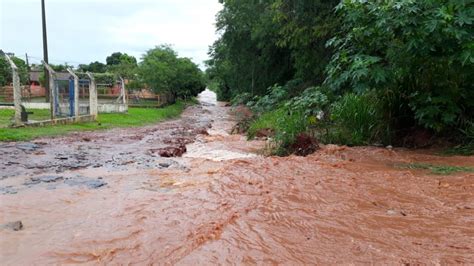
[328, 92, 385, 146]
[231, 92, 253, 106]
[285, 86, 329, 119]
[248, 84, 290, 113]
[273, 109, 309, 156]
[247, 107, 308, 156]
[326, 0, 474, 137]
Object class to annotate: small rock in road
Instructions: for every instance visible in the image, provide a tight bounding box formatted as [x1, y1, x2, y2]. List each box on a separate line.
[64, 178, 107, 189]
[1, 221, 23, 231]
[26, 175, 64, 185]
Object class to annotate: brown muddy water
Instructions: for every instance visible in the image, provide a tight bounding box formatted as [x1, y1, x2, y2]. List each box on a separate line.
[1, 90, 473, 264]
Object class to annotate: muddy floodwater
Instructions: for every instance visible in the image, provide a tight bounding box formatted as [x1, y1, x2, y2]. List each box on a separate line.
[1, 90, 473, 264]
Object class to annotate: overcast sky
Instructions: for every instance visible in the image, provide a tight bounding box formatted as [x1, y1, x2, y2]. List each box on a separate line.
[0, 0, 222, 68]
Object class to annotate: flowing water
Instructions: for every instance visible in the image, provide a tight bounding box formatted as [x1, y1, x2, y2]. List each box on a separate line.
[1, 90, 473, 264]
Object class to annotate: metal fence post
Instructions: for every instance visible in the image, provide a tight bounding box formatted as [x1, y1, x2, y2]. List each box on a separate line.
[86, 72, 98, 118]
[67, 68, 79, 118]
[4, 54, 22, 126]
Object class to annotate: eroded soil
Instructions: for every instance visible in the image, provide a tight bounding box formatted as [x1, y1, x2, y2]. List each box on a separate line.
[1, 90, 473, 264]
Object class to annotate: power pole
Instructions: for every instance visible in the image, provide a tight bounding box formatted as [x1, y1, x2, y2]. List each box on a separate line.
[41, 0, 50, 103]
[25, 53, 30, 70]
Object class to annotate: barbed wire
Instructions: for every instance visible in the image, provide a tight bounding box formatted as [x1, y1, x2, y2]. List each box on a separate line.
[26, 55, 93, 66]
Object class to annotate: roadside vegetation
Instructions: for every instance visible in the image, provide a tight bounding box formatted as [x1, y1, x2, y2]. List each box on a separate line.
[207, 0, 474, 156]
[400, 163, 474, 175]
[0, 101, 189, 141]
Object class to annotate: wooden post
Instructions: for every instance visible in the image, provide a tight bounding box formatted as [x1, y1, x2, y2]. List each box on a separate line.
[42, 61, 56, 119]
[4, 54, 22, 126]
[66, 68, 79, 118]
[86, 72, 98, 118]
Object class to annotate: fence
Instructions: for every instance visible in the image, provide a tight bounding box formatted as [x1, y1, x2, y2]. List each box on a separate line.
[127, 89, 174, 108]
[0, 53, 98, 127]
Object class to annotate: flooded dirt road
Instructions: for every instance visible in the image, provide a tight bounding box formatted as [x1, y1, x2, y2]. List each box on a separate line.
[1, 90, 473, 264]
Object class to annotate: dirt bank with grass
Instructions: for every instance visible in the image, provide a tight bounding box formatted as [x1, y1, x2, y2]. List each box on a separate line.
[1, 90, 473, 264]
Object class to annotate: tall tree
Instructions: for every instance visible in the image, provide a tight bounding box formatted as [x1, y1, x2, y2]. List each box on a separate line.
[140, 45, 205, 101]
[207, 0, 294, 100]
[106, 52, 137, 66]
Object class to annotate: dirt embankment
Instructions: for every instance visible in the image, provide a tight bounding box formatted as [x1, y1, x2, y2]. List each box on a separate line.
[1, 90, 473, 264]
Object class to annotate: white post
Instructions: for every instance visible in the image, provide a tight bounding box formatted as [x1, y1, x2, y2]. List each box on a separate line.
[4, 54, 22, 126]
[67, 68, 79, 118]
[119, 77, 127, 105]
[86, 72, 98, 118]
[42, 61, 57, 119]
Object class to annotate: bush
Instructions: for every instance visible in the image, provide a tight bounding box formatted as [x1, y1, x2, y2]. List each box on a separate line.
[328, 92, 386, 146]
[285, 86, 330, 120]
[247, 108, 285, 139]
[248, 107, 309, 156]
[273, 109, 309, 156]
[326, 0, 474, 138]
[248, 84, 289, 113]
[231, 92, 253, 106]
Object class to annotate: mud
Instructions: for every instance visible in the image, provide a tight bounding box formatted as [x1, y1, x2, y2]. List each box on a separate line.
[1, 90, 474, 264]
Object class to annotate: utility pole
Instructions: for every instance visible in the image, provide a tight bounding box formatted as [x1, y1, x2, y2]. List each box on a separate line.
[25, 53, 30, 70]
[41, 0, 50, 103]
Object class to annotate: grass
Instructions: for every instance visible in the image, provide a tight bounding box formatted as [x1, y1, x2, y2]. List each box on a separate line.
[0, 100, 189, 142]
[441, 142, 474, 156]
[247, 107, 309, 156]
[247, 108, 286, 139]
[400, 163, 474, 175]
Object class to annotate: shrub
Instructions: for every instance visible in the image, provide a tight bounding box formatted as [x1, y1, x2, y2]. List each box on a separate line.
[273, 109, 309, 156]
[247, 108, 286, 139]
[285, 86, 330, 120]
[248, 107, 309, 156]
[231, 92, 253, 106]
[249, 84, 289, 113]
[328, 92, 385, 146]
[326, 0, 474, 138]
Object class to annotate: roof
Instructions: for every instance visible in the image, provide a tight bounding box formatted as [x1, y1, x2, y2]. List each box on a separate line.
[29, 71, 72, 82]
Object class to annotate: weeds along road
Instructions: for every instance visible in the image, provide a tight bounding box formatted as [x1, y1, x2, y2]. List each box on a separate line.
[1, 90, 474, 264]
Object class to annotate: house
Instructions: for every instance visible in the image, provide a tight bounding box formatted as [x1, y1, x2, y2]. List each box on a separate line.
[28, 71, 72, 97]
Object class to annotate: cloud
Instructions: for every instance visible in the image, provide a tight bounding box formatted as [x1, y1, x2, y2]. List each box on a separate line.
[0, 0, 222, 68]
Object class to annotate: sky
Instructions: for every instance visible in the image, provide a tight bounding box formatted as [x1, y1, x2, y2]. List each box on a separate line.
[0, 0, 222, 68]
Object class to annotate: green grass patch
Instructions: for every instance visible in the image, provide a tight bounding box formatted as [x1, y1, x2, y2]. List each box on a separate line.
[441, 143, 474, 156]
[248, 107, 308, 156]
[0, 100, 189, 141]
[1, 108, 52, 128]
[247, 108, 286, 139]
[400, 163, 474, 175]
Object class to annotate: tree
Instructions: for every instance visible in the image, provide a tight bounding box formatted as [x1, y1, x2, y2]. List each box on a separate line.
[106, 52, 137, 66]
[0, 56, 29, 86]
[207, 0, 295, 101]
[105, 52, 138, 79]
[139, 45, 205, 102]
[78, 61, 107, 73]
[174, 57, 206, 98]
[326, 0, 474, 133]
[272, 0, 340, 83]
